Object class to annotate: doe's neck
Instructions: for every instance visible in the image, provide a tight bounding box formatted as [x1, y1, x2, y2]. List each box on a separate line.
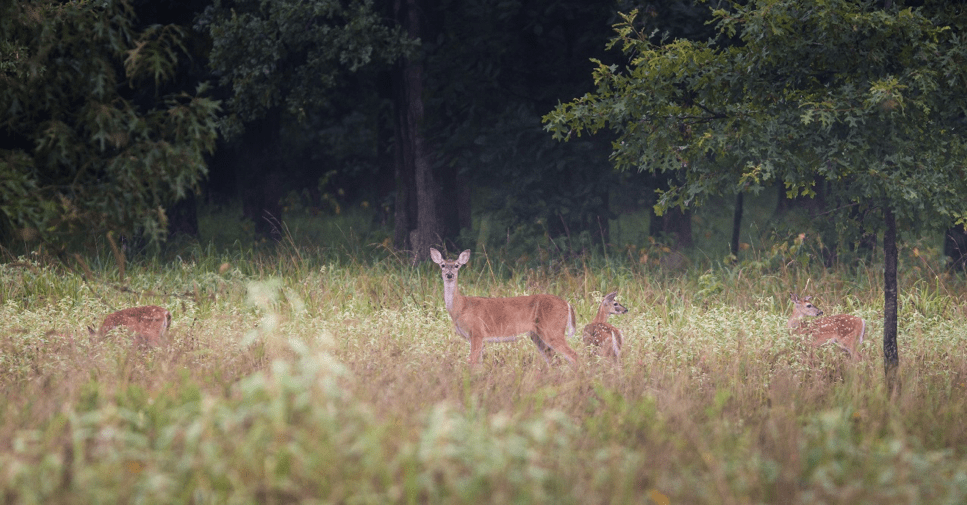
[442, 279, 461, 313]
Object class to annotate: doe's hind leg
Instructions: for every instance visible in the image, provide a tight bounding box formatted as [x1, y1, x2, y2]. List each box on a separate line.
[528, 332, 554, 366]
[537, 331, 579, 365]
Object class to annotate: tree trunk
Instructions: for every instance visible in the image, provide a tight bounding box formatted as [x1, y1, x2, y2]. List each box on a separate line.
[944, 224, 967, 271]
[393, 0, 440, 262]
[652, 207, 693, 250]
[730, 192, 744, 260]
[166, 193, 199, 239]
[597, 190, 611, 251]
[883, 207, 900, 396]
[646, 172, 693, 250]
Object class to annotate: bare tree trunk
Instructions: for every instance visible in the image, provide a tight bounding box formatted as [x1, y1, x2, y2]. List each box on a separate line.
[166, 193, 199, 239]
[944, 224, 967, 271]
[393, 0, 439, 262]
[730, 192, 744, 260]
[883, 206, 900, 397]
[413, 125, 439, 259]
[655, 207, 693, 250]
[598, 190, 611, 251]
[646, 172, 693, 250]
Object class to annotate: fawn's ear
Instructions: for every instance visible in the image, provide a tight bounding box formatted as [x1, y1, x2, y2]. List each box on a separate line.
[790, 293, 798, 302]
[604, 291, 618, 301]
[457, 249, 471, 265]
[429, 248, 443, 265]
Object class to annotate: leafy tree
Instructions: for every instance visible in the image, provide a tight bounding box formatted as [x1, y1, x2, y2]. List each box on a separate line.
[0, 0, 219, 248]
[545, 0, 967, 389]
[197, 0, 411, 136]
[196, 0, 413, 239]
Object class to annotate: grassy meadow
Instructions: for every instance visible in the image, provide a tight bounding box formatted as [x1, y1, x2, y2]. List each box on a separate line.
[2, 208, 967, 504]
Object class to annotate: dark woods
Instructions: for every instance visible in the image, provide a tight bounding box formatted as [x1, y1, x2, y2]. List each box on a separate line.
[1, 0, 964, 271]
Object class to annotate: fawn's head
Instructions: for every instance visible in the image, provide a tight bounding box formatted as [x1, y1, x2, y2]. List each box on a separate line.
[429, 248, 471, 283]
[790, 293, 824, 317]
[602, 291, 628, 315]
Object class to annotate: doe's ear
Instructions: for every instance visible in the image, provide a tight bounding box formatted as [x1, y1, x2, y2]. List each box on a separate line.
[429, 248, 443, 265]
[457, 249, 471, 265]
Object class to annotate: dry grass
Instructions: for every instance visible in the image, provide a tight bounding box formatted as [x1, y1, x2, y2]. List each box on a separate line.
[1, 244, 966, 504]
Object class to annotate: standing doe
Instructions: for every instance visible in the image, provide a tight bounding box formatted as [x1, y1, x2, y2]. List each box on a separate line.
[582, 291, 628, 361]
[429, 248, 579, 366]
[787, 294, 865, 360]
[91, 305, 171, 348]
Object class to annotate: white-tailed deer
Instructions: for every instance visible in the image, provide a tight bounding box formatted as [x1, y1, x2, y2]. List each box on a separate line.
[429, 248, 579, 366]
[788, 294, 865, 360]
[90, 305, 171, 348]
[582, 291, 628, 361]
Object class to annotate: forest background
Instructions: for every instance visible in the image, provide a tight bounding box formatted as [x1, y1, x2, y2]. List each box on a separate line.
[4, 1, 967, 502]
[2, 0, 963, 267]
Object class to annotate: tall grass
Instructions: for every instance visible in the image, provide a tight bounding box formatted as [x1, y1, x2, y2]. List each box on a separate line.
[1, 228, 966, 504]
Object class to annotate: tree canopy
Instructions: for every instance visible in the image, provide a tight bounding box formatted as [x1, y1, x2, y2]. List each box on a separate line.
[196, 0, 414, 137]
[544, 0, 967, 386]
[0, 0, 219, 246]
[546, 1, 967, 230]
[4, 0, 967, 273]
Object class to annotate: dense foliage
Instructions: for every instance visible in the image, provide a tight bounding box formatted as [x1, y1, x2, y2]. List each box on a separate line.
[3, 0, 966, 258]
[545, 0, 967, 232]
[0, 0, 219, 245]
[196, 0, 414, 136]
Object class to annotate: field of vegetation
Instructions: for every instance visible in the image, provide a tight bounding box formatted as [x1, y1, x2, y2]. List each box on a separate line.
[2, 212, 967, 504]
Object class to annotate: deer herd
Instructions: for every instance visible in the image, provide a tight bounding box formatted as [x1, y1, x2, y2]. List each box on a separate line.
[430, 248, 868, 367]
[83, 248, 868, 367]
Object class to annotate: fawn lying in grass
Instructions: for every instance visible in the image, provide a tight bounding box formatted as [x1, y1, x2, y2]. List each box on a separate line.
[90, 305, 171, 348]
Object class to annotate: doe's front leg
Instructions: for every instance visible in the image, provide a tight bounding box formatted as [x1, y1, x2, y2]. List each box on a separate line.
[468, 335, 485, 364]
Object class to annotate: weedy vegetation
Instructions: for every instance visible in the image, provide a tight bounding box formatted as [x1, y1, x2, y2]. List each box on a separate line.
[1, 213, 967, 504]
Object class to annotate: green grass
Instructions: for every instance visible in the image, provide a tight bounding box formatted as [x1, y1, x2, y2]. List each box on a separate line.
[1, 221, 966, 504]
